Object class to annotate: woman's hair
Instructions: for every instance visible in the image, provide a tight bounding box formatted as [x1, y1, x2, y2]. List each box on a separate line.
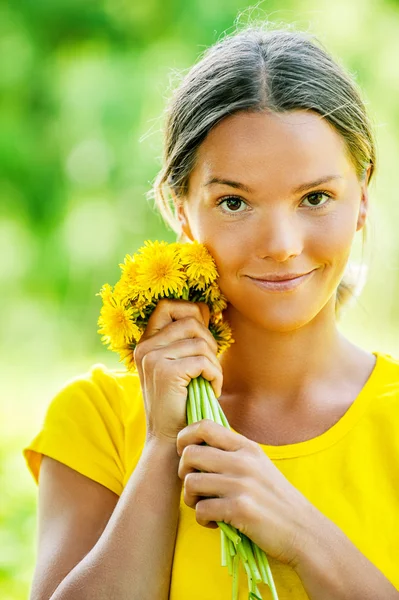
[148, 22, 376, 316]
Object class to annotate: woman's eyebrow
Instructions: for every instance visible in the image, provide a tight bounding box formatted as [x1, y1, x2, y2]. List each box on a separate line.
[203, 175, 343, 194]
[203, 177, 252, 193]
[293, 175, 344, 193]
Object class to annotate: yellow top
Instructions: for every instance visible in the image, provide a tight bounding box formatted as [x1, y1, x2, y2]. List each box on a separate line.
[23, 351, 399, 599]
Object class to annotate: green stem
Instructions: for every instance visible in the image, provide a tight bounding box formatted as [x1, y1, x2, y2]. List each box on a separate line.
[206, 379, 231, 428]
[225, 533, 233, 576]
[202, 378, 223, 425]
[217, 521, 241, 545]
[218, 403, 231, 429]
[188, 378, 279, 600]
[228, 537, 236, 557]
[232, 554, 240, 600]
[236, 536, 248, 562]
[221, 528, 227, 567]
[192, 377, 203, 420]
[242, 536, 261, 583]
[186, 395, 193, 425]
[243, 560, 261, 597]
[261, 550, 279, 600]
[251, 541, 269, 586]
[199, 379, 212, 420]
[188, 380, 199, 422]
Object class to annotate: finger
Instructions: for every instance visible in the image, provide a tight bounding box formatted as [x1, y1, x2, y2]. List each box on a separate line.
[143, 352, 222, 399]
[183, 472, 234, 509]
[163, 338, 222, 374]
[178, 445, 238, 480]
[197, 302, 210, 329]
[195, 496, 247, 529]
[143, 299, 208, 339]
[138, 314, 219, 362]
[176, 419, 248, 456]
[175, 356, 223, 399]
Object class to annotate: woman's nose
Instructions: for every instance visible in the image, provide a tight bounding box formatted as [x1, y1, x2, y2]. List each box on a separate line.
[255, 213, 303, 262]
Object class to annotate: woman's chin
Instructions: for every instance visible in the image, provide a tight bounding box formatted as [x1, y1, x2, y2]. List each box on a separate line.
[224, 300, 328, 334]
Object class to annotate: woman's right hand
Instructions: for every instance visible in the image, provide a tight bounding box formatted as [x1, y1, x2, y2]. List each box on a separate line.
[133, 298, 223, 446]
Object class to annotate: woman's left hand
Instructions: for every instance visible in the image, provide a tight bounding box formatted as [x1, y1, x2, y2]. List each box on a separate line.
[176, 419, 317, 568]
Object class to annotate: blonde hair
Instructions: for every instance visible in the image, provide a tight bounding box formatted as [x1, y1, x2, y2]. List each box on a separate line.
[148, 23, 376, 316]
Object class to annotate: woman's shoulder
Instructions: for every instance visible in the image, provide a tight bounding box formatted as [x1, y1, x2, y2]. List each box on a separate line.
[22, 363, 144, 496]
[367, 351, 399, 410]
[374, 351, 399, 386]
[54, 362, 143, 419]
[90, 362, 144, 422]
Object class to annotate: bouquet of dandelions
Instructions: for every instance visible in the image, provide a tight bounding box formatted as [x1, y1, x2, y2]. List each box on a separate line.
[97, 240, 279, 600]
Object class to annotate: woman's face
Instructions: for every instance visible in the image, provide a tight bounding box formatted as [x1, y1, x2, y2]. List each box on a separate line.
[176, 109, 370, 332]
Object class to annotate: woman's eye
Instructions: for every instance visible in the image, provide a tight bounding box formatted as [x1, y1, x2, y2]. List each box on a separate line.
[217, 196, 246, 213]
[301, 192, 331, 209]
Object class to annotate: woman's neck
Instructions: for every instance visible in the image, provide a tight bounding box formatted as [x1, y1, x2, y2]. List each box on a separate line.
[218, 297, 367, 413]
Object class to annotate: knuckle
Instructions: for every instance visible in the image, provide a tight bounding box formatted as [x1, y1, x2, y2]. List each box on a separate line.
[195, 500, 207, 523]
[184, 472, 199, 491]
[158, 297, 170, 307]
[133, 342, 144, 363]
[200, 355, 209, 368]
[177, 316, 200, 335]
[193, 337, 208, 352]
[193, 355, 207, 370]
[183, 487, 193, 507]
[182, 444, 197, 461]
[187, 315, 203, 330]
[235, 477, 251, 495]
[248, 439, 262, 456]
[142, 349, 157, 369]
[197, 419, 211, 436]
[235, 495, 252, 519]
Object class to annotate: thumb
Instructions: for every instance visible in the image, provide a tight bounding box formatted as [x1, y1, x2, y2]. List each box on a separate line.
[197, 302, 210, 328]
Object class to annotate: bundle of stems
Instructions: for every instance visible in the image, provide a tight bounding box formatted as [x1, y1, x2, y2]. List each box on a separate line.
[186, 376, 280, 600]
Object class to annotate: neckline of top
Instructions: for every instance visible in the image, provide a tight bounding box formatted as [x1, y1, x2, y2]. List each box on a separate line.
[229, 350, 383, 460]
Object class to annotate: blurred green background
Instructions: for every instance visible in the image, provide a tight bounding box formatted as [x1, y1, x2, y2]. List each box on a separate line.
[2, 0, 399, 597]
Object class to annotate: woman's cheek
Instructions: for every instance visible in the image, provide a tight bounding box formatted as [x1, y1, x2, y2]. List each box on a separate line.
[309, 205, 358, 269]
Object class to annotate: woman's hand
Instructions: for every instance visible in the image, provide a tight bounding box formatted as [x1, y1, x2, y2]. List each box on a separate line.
[176, 419, 316, 568]
[134, 299, 223, 446]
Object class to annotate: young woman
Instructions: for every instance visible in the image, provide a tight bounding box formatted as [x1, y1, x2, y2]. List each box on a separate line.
[23, 24, 399, 600]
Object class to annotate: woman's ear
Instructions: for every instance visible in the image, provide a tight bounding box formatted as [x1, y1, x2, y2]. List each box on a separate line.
[356, 192, 368, 232]
[356, 164, 372, 232]
[175, 198, 195, 242]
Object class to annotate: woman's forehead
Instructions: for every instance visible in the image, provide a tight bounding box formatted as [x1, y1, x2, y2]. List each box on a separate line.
[189, 110, 353, 193]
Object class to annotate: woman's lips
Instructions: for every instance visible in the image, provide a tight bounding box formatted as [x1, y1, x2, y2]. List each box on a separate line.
[246, 270, 316, 292]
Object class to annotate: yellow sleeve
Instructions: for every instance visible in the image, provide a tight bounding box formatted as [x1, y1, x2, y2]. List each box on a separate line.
[22, 364, 126, 496]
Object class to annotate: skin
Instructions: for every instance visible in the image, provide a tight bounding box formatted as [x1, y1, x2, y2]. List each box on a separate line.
[175, 419, 399, 600]
[167, 110, 397, 581]
[176, 418, 318, 568]
[175, 108, 375, 445]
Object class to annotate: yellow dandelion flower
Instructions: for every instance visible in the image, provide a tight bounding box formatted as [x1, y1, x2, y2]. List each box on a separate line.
[210, 311, 223, 324]
[209, 318, 234, 355]
[118, 343, 139, 372]
[113, 278, 131, 303]
[127, 294, 153, 320]
[97, 294, 141, 349]
[204, 281, 228, 313]
[118, 254, 143, 297]
[178, 241, 218, 287]
[168, 241, 184, 254]
[135, 240, 187, 300]
[96, 283, 114, 303]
